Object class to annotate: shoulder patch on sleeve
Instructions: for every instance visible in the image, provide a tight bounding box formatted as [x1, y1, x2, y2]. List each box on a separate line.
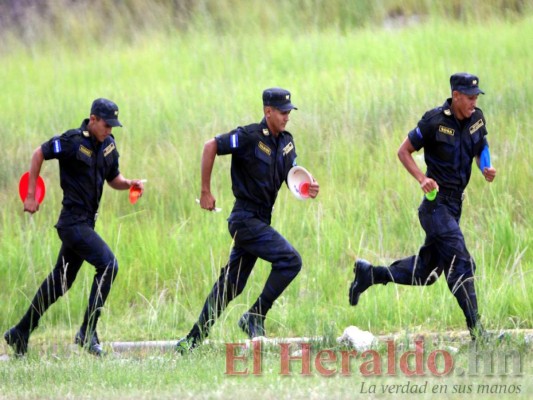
[52, 138, 62, 154]
[415, 126, 423, 140]
[230, 133, 239, 148]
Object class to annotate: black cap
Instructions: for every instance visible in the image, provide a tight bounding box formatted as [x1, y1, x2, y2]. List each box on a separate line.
[262, 88, 298, 112]
[450, 73, 485, 95]
[90, 98, 122, 127]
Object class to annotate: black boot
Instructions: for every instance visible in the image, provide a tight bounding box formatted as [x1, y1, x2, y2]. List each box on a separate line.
[469, 319, 489, 342]
[238, 312, 266, 339]
[176, 335, 201, 354]
[349, 259, 373, 306]
[452, 278, 487, 341]
[4, 327, 30, 357]
[75, 329, 104, 356]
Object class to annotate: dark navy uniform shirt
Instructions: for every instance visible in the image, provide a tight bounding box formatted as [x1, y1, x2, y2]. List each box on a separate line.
[408, 98, 488, 192]
[215, 117, 298, 209]
[41, 119, 120, 225]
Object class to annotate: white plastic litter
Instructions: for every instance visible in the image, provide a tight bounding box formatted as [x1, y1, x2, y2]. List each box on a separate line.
[337, 326, 376, 351]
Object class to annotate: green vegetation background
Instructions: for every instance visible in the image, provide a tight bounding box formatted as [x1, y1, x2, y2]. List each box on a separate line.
[0, 1, 531, 398]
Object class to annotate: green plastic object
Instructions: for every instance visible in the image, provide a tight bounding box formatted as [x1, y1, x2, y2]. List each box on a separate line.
[425, 188, 438, 201]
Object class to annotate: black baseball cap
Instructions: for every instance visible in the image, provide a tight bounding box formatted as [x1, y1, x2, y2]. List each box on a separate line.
[450, 73, 485, 95]
[90, 98, 122, 127]
[262, 88, 298, 112]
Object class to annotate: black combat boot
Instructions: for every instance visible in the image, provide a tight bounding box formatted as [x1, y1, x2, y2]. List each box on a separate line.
[349, 259, 373, 306]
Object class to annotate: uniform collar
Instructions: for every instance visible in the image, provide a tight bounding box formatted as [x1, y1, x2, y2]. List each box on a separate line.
[80, 118, 102, 148]
[444, 98, 477, 124]
[442, 99, 453, 117]
[80, 119, 92, 138]
[260, 117, 285, 138]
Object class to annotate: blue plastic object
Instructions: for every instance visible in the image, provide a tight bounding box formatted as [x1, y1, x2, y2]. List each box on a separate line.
[480, 146, 491, 172]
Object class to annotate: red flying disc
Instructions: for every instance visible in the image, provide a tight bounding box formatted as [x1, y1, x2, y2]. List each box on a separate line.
[129, 186, 142, 204]
[19, 172, 46, 204]
[299, 182, 310, 197]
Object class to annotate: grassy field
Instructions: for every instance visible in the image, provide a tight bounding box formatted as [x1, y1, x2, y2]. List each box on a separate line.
[0, 338, 531, 399]
[0, 3, 532, 399]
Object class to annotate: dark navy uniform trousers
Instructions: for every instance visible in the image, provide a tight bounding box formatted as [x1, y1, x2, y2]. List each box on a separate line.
[189, 203, 302, 339]
[17, 216, 118, 335]
[373, 194, 479, 331]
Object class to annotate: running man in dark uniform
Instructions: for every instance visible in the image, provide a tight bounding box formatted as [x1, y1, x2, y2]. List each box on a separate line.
[349, 73, 496, 339]
[4, 98, 145, 356]
[177, 88, 319, 352]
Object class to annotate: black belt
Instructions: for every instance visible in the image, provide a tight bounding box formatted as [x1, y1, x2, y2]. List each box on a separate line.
[437, 188, 465, 201]
[63, 206, 99, 221]
[234, 199, 273, 215]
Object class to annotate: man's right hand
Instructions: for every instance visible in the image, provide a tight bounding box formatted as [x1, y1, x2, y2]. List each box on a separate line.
[419, 177, 439, 195]
[24, 197, 40, 214]
[199, 191, 217, 211]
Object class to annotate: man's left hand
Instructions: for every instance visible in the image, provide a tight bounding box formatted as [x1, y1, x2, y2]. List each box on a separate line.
[308, 180, 320, 199]
[483, 167, 496, 182]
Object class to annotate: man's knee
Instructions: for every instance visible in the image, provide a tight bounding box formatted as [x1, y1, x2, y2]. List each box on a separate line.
[448, 275, 476, 295]
[285, 249, 302, 275]
[98, 258, 119, 281]
[446, 258, 475, 288]
[109, 259, 119, 278]
[294, 251, 303, 271]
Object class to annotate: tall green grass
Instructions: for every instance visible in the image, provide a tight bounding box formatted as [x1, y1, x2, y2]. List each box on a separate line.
[0, 5, 532, 399]
[1, 0, 531, 51]
[1, 12, 532, 342]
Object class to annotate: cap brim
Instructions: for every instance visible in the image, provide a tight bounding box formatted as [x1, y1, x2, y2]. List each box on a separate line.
[105, 119, 123, 127]
[459, 88, 485, 95]
[276, 104, 298, 112]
